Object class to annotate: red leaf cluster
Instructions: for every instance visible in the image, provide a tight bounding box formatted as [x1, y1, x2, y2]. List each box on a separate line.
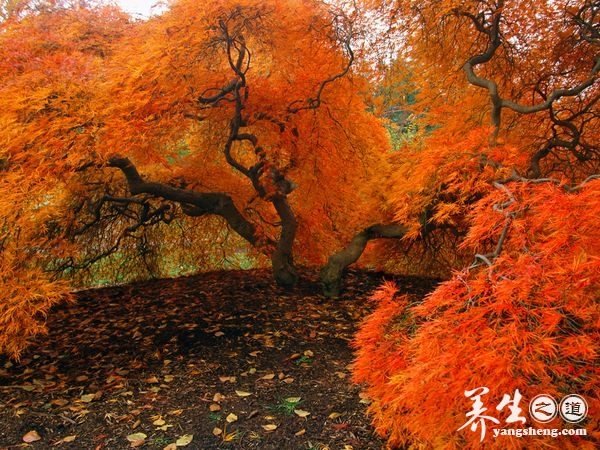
[353, 179, 600, 449]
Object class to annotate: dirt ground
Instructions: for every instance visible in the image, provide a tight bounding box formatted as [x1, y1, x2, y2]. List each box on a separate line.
[0, 268, 439, 450]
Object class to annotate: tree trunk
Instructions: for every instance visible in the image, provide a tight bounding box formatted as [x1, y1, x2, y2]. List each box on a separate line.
[321, 223, 408, 297]
[270, 196, 298, 288]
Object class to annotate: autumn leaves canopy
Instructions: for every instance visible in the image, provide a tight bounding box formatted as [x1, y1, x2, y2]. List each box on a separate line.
[0, 0, 389, 353]
[351, 1, 600, 448]
[1, 0, 600, 447]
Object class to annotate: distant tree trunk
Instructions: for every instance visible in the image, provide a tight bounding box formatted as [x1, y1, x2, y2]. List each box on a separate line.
[321, 223, 408, 297]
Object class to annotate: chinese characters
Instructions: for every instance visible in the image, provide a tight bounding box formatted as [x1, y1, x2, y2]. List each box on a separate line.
[459, 388, 588, 441]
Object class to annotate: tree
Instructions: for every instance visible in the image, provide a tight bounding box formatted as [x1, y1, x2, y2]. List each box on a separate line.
[96, 0, 390, 288]
[0, 0, 391, 357]
[322, 0, 600, 292]
[0, 2, 137, 357]
[351, 0, 600, 447]
[354, 179, 600, 449]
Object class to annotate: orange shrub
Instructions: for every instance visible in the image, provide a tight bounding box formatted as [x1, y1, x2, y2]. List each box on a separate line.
[353, 179, 600, 449]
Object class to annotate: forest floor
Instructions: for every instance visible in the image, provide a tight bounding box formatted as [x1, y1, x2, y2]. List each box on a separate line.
[0, 268, 440, 450]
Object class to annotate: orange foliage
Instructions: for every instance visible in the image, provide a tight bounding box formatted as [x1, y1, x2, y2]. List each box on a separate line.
[0, 1, 391, 356]
[0, 6, 130, 358]
[354, 180, 600, 449]
[372, 0, 600, 232]
[94, 0, 390, 262]
[352, 0, 600, 447]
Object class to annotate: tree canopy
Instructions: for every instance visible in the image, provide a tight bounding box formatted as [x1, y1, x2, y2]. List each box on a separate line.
[0, 0, 390, 355]
[350, 0, 600, 447]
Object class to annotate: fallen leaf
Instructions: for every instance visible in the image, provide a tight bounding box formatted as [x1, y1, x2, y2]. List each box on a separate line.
[212, 428, 222, 436]
[163, 444, 177, 450]
[60, 435, 77, 443]
[130, 440, 145, 448]
[303, 350, 314, 357]
[249, 351, 261, 357]
[223, 431, 237, 442]
[146, 376, 159, 383]
[235, 390, 252, 397]
[152, 418, 166, 426]
[214, 331, 225, 337]
[80, 393, 95, 403]
[126, 433, 147, 442]
[283, 377, 294, 384]
[261, 373, 275, 380]
[51, 398, 69, 407]
[328, 412, 343, 419]
[285, 397, 301, 403]
[213, 393, 225, 402]
[126, 432, 147, 447]
[359, 392, 372, 405]
[209, 403, 221, 412]
[262, 424, 277, 431]
[294, 409, 310, 418]
[295, 429, 306, 436]
[164, 375, 174, 382]
[175, 434, 193, 446]
[22, 430, 41, 443]
[226, 413, 238, 423]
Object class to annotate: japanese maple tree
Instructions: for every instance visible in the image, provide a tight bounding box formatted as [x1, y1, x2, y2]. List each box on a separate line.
[0, 0, 390, 357]
[96, 0, 390, 287]
[0, 3, 133, 357]
[351, 0, 600, 448]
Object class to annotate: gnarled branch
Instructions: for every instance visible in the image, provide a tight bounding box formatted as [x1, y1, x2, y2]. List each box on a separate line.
[459, 0, 600, 145]
[108, 155, 262, 247]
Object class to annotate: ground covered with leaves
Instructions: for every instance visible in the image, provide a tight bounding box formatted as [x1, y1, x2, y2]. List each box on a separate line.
[0, 269, 439, 450]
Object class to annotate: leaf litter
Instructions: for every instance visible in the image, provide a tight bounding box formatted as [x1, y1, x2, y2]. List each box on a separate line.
[0, 268, 438, 449]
